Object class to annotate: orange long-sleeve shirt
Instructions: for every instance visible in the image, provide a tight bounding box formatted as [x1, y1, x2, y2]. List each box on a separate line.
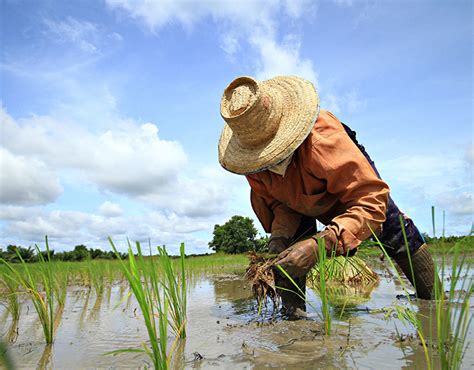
[246, 110, 390, 252]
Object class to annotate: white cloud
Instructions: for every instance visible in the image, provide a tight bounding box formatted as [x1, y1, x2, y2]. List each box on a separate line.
[0, 205, 42, 221]
[379, 154, 464, 189]
[106, 0, 277, 32]
[0, 148, 62, 205]
[323, 89, 367, 115]
[219, 32, 240, 58]
[465, 144, 473, 170]
[106, 0, 318, 84]
[3, 210, 90, 242]
[98, 201, 123, 217]
[251, 33, 317, 82]
[378, 150, 472, 234]
[1, 106, 187, 196]
[42, 16, 122, 54]
[0, 205, 223, 254]
[0, 103, 245, 251]
[139, 166, 241, 217]
[438, 192, 473, 218]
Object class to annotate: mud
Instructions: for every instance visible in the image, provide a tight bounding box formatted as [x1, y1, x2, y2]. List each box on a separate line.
[1, 259, 473, 369]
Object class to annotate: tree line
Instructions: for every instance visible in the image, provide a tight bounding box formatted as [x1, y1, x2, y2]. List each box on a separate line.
[0, 244, 128, 263]
[2, 216, 470, 263]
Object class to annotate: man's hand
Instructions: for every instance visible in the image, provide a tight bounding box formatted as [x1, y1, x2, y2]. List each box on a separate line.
[268, 235, 292, 254]
[274, 230, 338, 278]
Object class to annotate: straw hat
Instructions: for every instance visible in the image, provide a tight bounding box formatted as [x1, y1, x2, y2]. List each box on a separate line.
[218, 76, 320, 175]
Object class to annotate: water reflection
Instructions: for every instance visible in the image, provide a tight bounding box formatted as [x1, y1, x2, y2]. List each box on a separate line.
[211, 275, 257, 320]
[1, 261, 472, 370]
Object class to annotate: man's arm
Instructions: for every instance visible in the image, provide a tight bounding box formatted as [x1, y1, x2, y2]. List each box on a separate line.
[309, 129, 389, 253]
[275, 126, 389, 278]
[248, 179, 302, 239]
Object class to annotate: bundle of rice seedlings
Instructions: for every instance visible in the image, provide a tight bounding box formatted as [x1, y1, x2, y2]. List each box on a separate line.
[307, 256, 379, 307]
[245, 251, 379, 313]
[244, 252, 279, 310]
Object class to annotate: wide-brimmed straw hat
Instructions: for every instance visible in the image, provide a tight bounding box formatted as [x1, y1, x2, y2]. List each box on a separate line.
[218, 76, 320, 175]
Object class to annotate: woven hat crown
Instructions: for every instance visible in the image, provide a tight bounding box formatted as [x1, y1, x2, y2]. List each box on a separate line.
[218, 75, 319, 175]
[220, 76, 282, 148]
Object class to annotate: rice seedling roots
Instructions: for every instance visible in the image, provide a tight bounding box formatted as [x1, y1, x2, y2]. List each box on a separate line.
[244, 252, 279, 308]
[245, 252, 380, 311]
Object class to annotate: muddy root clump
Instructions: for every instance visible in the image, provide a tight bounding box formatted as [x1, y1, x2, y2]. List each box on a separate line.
[244, 252, 279, 308]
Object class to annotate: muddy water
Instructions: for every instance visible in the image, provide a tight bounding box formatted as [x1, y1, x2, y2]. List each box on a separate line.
[1, 261, 473, 369]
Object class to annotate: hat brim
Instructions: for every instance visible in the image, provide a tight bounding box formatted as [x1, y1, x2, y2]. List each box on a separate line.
[218, 76, 320, 175]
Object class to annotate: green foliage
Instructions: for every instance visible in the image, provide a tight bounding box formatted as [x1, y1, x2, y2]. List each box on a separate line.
[2, 245, 35, 262]
[108, 238, 187, 369]
[422, 234, 473, 244]
[157, 243, 187, 339]
[254, 235, 269, 253]
[0, 243, 127, 263]
[0, 237, 64, 344]
[317, 237, 331, 335]
[209, 215, 266, 254]
[433, 239, 473, 370]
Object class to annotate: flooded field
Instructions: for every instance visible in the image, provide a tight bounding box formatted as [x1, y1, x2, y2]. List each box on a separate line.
[1, 255, 473, 369]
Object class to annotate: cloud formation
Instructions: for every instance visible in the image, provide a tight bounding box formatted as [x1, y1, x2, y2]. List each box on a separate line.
[1, 106, 187, 196]
[0, 103, 244, 251]
[378, 149, 472, 234]
[106, 0, 318, 82]
[98, 201, 123, 217]
[43, 16, 122, 54]
[0, 148, 62, 205]
[0, 204, 229, 254]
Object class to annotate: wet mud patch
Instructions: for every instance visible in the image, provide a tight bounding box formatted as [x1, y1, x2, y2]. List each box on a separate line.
[1, 257, 473, 369]
[225, 318, 361, 369]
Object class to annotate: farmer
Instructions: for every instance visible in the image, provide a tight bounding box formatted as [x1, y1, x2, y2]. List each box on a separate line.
[217, 76, 438, 312]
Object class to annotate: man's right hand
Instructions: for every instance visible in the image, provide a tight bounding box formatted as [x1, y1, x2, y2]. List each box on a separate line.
[268, 235, 292, 254]
[273, 230, 338, 278]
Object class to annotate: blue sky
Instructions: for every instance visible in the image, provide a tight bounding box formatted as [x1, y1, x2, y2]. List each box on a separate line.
[1, 0, 472, 254]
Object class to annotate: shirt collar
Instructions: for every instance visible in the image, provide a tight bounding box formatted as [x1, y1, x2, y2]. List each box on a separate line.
[268, 153, 294, 177]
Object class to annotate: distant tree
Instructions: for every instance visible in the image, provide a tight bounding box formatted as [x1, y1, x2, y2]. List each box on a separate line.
[209, 215, 261, 254]
[6, 245, 35, 262]
[70, 245, 89, 261]
[89, 248, 103, 259]
[254, 235, 269, 253]
[0, 242, 128, 263]
[34, 249, 54, 262]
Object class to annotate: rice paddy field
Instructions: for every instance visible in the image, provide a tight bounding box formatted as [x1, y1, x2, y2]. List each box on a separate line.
[0, 239, 473, 369]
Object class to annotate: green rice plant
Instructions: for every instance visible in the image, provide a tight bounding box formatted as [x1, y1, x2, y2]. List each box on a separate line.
[308, 254, 379, 310]
[0, 237, 61, 344]
[275, 237, 332, 334]
[432, 238, 472, 370]
[1, 276, 20, 342]
[317, 237, 331, 335]
[1, 277, 20, 323]
[384, 304, 420, 329]
[371, 211, 472, 369]
[157, 243, 187, 339]
[184, 252, 247, 274]
[0, 339, 15, 370]
[368, 223, 431, 369]
[88, 258, 105, 298]
[54, 263, 69, 309]
[108, 238, 178, 369]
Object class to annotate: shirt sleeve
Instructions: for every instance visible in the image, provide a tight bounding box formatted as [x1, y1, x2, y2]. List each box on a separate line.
[248, 178, 302, 238]
[308, 131, 389, 251]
